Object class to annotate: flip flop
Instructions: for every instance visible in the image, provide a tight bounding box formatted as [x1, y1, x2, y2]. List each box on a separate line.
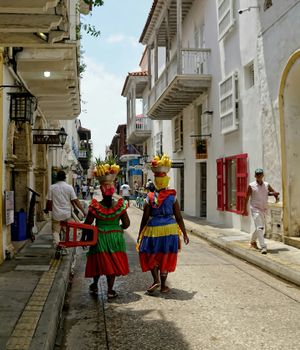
[160, 286, 170, 294]
[147, 282, 160, 293]
[89, 283, 98, 294]
[107, 290, 118, 299]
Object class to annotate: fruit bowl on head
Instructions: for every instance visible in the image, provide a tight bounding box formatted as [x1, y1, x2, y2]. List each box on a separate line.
[151, 166, 171, 174]
[96, 173, 117, 183]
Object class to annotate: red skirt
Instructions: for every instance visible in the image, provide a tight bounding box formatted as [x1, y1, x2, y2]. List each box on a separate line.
[139, 252, 177, 273]
[85, 251, 129, 277]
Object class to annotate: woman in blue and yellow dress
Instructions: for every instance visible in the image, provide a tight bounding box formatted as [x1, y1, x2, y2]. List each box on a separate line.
[137, 155, 189, 294]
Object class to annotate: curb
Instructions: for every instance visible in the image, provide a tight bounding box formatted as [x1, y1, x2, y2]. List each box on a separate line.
[186, 224, 300, 288]
[30, 249, 75, 350]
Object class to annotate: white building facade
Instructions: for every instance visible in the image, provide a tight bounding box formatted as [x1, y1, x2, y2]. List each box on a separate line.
[121, 0, 300, 241]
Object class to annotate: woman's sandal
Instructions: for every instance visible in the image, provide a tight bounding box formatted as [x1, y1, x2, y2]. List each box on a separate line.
[89, 283, 98, 294]
[147, 282, 160, 293]
[160, 286, 170, 294]
[107, 290, 118, 299]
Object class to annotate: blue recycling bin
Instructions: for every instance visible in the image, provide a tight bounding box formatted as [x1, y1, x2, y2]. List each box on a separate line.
[11, 211, 27, 241]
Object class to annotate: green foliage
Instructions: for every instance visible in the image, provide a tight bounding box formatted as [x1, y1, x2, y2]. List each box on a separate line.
[80, 1, 104, 38]
[81, 23, 101, 37]
[95, 155, 118, 166]
[83, 0, 104, 7]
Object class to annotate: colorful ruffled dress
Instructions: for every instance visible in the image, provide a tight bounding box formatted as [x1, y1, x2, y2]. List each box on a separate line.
[138, 189, 181, 272]
[85, 198, 129, 277]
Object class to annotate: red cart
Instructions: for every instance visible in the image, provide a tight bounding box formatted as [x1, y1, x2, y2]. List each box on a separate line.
[55, 221, 98, 259]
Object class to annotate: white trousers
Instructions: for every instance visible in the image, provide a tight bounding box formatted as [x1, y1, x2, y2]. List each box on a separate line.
[52, 218, 72, 248]
[251, 211, 266, 249]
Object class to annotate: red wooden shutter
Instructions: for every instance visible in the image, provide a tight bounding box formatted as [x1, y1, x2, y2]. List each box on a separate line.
[236, 153, 248, 214]
[216, 158, 224, 211]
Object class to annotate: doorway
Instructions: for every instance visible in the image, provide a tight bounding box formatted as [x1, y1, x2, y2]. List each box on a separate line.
[198, 162, 207, 218]
[279, 51, 300, 236]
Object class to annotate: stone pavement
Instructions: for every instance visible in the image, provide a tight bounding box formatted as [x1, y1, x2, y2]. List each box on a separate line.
[0, 221, 75, 350]
[1, 207, 300, 350]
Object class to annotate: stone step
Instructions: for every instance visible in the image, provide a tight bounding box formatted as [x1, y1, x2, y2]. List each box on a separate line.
[283, 237, 300, 249]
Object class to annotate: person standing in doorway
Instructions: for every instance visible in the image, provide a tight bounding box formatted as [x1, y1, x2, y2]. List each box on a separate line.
[120, 181, 131, 207]
[45, 170, 86, 250]
[243, 168, 279, 254]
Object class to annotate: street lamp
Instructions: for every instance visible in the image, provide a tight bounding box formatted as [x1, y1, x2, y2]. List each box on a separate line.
[9, 92, 36, 129]
[58, 127, 67, 148]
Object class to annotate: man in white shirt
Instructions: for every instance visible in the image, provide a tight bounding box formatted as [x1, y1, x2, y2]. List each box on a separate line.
[120, 181, 131, 206]
[45, 170, 86, 248]
[243, 168, 279, 254]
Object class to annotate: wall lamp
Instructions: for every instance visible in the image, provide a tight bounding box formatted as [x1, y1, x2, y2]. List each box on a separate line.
[9, 92, 37, 130]
[238, 6, 260, 14]
[32, 127, 68, 148]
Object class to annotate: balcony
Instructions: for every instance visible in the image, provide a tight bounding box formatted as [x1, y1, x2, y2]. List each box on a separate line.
[148, 48, 211, 120]
[127, 114, 152, 144]
[0, 0, 84, 121]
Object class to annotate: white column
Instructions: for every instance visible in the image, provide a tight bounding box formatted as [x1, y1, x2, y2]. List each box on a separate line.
[154, 31, 159, 82]
[177, 0, 182, 74]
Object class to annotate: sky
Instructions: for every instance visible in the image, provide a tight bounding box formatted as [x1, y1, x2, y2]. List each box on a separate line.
[80, 0, 153, 159]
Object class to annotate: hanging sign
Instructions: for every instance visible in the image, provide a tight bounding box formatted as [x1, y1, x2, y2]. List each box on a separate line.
[33, 134, 60, 144]
[5, 191, 14, 225]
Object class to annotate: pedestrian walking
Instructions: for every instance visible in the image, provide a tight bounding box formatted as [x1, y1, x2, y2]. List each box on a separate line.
[75, 183, 80, 196]
[134, 180, 139, 198]
[243, 168, 279, 254]
[89, 185, 94, 199]
[83, 165, 130, 299]
[120, 181, 131, 206]
[145, 178, 155, 192]
[45, 170, 86, 250]
[81, 183, 88, 199]
[137, 155, 189, 294]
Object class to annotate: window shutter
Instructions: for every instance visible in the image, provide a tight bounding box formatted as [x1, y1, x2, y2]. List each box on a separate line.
[216, 158, 224, 211]
[217, 0, 235, 40]
[219, 72, 239, 134]
[236, 153, 248, 214]
[173, 116, 183, 153]
[201, 112, 209, 135]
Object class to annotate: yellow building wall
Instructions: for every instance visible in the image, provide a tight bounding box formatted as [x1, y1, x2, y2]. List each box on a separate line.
[0, 50, 4, 263]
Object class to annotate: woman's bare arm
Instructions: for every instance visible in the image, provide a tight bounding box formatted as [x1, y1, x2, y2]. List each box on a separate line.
[137, 202, 151, 242]
[173, 199, 189, 245]
[120, 211, 130, 230]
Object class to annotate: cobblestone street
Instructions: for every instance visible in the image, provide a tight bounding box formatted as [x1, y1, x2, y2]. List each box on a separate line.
[56, 204, 300, 350]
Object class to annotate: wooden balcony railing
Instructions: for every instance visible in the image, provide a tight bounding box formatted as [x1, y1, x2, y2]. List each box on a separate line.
[149, 48, 211, 111]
